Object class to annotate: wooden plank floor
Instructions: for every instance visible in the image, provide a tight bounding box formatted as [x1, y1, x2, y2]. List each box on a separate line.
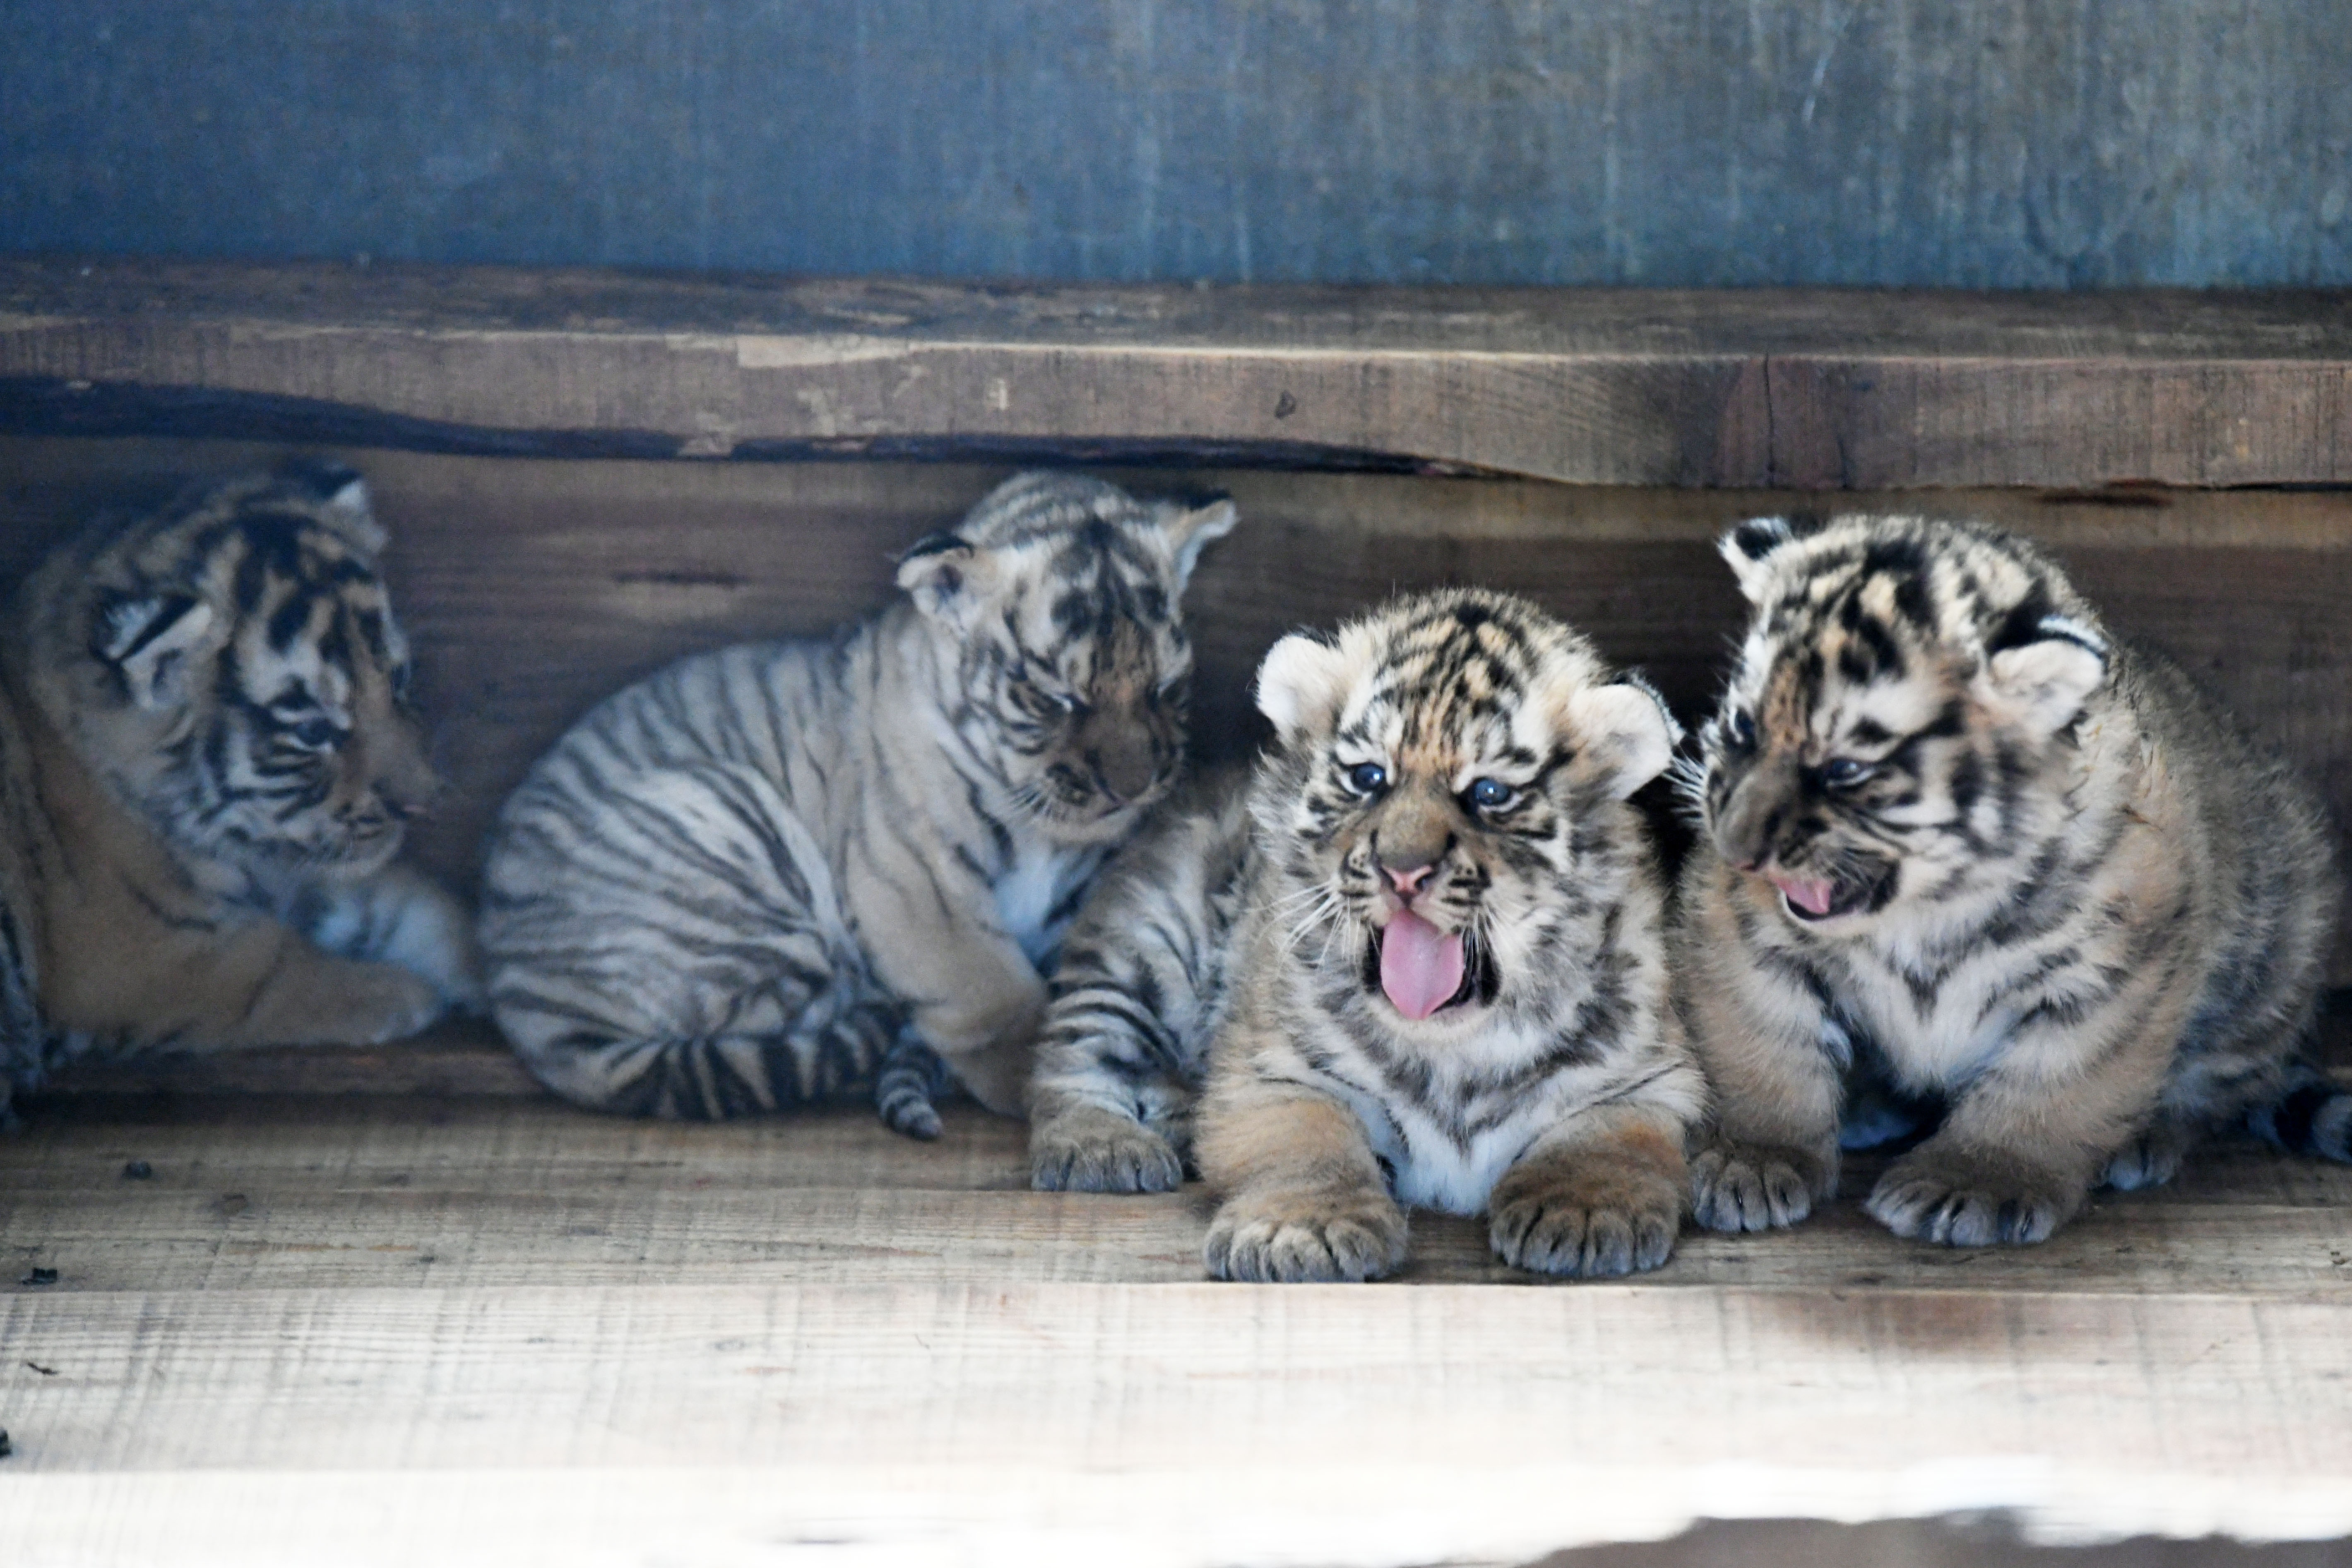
[4, 1039, 2351, 1566]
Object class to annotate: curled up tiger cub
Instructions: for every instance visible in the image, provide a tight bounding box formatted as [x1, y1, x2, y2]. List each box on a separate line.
[478, 472, 1236, 1136]
[0, 461, 481, 1119]
[1677, 512, 2348, 1248]
[1030, 589, 1705, 1282]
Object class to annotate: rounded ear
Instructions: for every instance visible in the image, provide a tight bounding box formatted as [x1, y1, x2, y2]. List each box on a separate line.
[1562, 675, 1683, 800]
[1982, 616, 2107, 736]
[95, 592, 218, 711]
[278, 457, 385, 553]
[1717, 514, 1825, 604]
[1156, 497, 1239, 589]
[1254, 632, 1354, 745]
[894, 532, 1003, 627]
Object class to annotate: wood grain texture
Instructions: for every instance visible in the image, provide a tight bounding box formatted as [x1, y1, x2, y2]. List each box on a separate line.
[2, 260, 2349, 485]
[3, 1094, 2351, 1562]
[6, 436, 2348, 976]
[4, 1100, 2350, 1296]
[4, 1277, 2350, 1476]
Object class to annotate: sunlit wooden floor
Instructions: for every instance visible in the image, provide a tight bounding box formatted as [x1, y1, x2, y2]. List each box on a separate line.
[2, 1029, 2350, 1567]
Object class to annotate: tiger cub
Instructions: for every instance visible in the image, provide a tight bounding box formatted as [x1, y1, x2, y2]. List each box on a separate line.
[1031, 589, 1703, 1282]
[0, 461, 479, 1116]
[1677, 512, 2347, 1248]
[478, 472, 1236, 1135]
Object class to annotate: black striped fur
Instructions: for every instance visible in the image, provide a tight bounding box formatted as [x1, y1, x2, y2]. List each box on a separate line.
[1026, 764, 1256, 1190]
[1032, 589, 1705, 1283]
[477, 472, 1236, 1132]
[1677, 513, 2347, 1248]
[0, 462, 479, 1112]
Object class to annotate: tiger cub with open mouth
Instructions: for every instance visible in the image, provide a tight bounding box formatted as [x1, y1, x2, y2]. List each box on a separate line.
[1677, 512, 2347, 1248]
[1030, 589, 1703, 1282]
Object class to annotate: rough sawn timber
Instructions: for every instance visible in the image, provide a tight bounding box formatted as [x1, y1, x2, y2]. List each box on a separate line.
[2, 258, 2349, 486]
[2, 1094, 2352, 1568]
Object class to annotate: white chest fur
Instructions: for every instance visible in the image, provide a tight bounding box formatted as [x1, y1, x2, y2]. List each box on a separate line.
[1838, 950, 2027, 1090]
[993, 840, 1084, 967]
[1375, 1102, 1538, 1214]
[1307, 1015, 1570, 1216]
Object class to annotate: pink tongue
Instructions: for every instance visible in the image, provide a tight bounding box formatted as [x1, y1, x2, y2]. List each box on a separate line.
[1379, 908, 1467, 1020]
[1768, 874, 1839, 916]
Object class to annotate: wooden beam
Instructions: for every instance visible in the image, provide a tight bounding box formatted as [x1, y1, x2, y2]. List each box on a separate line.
[2, 259, 2347, 486]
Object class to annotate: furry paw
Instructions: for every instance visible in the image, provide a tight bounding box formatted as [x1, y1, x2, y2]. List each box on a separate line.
[1031, 1102, 1183, 1193]
[2102, 1123, 2193, 1191]
[1489, 1160, 1682, 1278]
[298, 865, 484, 1013]
[343, 963, 450, 1046]
[1864, 1144, 2084, 1246]
[1690, 1137, 1830, 1232]
[1203, 1185, 1407, 1283]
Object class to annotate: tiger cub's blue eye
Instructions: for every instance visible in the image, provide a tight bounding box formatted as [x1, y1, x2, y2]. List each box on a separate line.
[1346, 762, 1389, 795]
[290, 717, 340, 749]
[1468, 777, 1514, 810]
[1821, 758, 1874, 787]
[1726, 709, 1758, 750]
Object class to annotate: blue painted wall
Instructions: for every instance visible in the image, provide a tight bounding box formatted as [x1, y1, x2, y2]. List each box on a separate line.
[5, 0, 2348, 287]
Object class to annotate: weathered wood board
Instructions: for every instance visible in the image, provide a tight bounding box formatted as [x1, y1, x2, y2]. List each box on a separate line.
[6, 1097, 2351, 1295]
[5, 436, 2348, 975]
[3, 262, 2349, 486]
[2, 1093, 2350, 1566]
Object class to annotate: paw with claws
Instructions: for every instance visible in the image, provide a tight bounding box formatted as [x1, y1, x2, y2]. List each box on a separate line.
[1864, 1142, 2084, 1246]
[1488, 1157, 1683, 1278]
[1204, 1184, 1407, 1283]
[1030, 1102, 1185, 1193]
[1690, 1137, 1833, 1233]
[2101, 1121, 2193, 1192]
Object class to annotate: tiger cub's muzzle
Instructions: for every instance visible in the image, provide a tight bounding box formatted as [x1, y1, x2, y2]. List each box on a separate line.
[1343, 796, 1498, 1022]
[1709, 760, 1897, 926]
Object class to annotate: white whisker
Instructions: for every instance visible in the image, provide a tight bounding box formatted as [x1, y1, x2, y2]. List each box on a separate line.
[1279, 885, 1345, 956]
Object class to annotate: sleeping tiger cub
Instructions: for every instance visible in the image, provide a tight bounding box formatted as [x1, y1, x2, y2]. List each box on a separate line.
[1678, 512, 2347, 1247]
[1031, 589, 1705, 1282]
[478, 471, 1236, 1135]
[0, 460, 479, 1117]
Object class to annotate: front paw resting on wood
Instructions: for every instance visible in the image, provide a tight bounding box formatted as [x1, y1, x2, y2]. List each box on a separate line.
[1030, 1101, 1183, 1193]
[1864, 1140, 2085, 1246]
[1690, 1136, 1834, 1233]
[1204, 1183, 1407, 1283]
[1488, 1155, 1683, 1278]
[330, 962, 450, 1047]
